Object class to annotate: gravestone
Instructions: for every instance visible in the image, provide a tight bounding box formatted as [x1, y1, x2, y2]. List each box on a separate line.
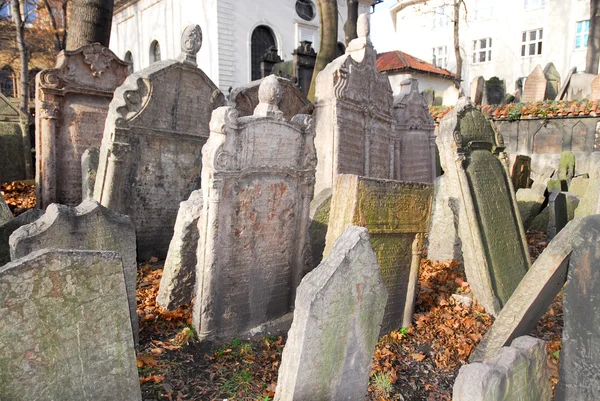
[547, 179, 568, 193]
[94, 25, 225, 260]
[557, 67, 577, 100]
[558, 151, 576, 184]
[9, 199, 138, 342]
[511, 155, 531, 190]
[292, 41, 317, 97]
[543, 62, 561, 100]
[81, 146, 99, 199]
[484, 76, 505, 105]
[36, 43, 129, 208]
[521, 65, 547, 103]
[569, 175, 589, 197]
[260, 46, 282, 78]
[529, 206, 549, 231]
[157, 190, 203, 310]
[192, 76, 316, 344]
[0, 196, 12, 226]
[308, 188, 332, 270]
[574, 173, 600, 217]
[391, 78, 436, 183]
[0, 92, 30, 182]
[0, 209, 44, 266]
[0, 249, 141, 400]
[556, 215, 600, 400]
[531, 165, 555, 192]
[471, 218, 582, 362]
[455, 336, 550, 401]
[516, 188, 546, 230]
[324, 174, 433, 333]
[470, 76, 485, 105]
[591, 74, 600, 99]
[313, 14, 394, 194]
[274, 226, 387, 401]
[548, 192, 579, 239]
[427, 175, 462, 262]
[437, 98, 530, 315]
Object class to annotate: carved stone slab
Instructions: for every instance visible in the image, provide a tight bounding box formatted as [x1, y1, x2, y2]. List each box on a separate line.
[521, 65, 547, 103]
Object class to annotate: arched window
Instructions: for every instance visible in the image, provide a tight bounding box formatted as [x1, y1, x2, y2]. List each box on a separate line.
[336, 42, 346, 58]
[251, 26, 276, 81]
[295, 0, 316, 21]
[149, 41, 161, 64]
[0, 66, 16, 97]
[124, 51, 133, 73]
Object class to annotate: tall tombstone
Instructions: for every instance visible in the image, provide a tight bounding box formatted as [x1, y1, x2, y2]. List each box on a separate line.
[426, 175, 463, 262]
[558, 150, 576, 184]
[511, 154, 531, 190]
[391, 78, 436, 183]
[94, 25, 225, 260]
[484, 76, 505, 105]
[544, 62, 561, 100]
[274, 226, 387, 401]
[292, 40, 317, 97]
[437, 98, 530, 315]
[521, 65, 547, 103]
[470, 76, 485, 105]
[324, 174, 433, 333]
[556, 215, 600, 400]
[9, 199, 138, 343]
[313, 14, 394, 194]
[260, 46, 282, 78]
[0, 249, 141, 400]
[81, 146, 100, 199]
[0, 92, 30, 182]
[36, 43, 129, 209]
[591, 74, 600, 99]
[192, 76, 316, 344]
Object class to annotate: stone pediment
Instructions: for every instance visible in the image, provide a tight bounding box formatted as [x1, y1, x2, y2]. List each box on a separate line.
[393, 79, 435, 131]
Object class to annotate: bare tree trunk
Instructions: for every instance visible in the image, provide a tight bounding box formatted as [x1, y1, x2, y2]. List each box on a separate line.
[308, 0, 338, 102]
[453, 0, 463, 91]
[587, 0, 600, 73]
[11, 0, 33, 179]
[344, 0, 359, 45]
[66, 0, 114, 50]
[43, 0, 67, 52]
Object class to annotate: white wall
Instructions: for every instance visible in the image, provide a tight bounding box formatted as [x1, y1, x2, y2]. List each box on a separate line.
[387, 72, 459, 105]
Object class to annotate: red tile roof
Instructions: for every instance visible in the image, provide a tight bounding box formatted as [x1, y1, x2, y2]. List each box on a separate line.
[377, 50, 455, 79]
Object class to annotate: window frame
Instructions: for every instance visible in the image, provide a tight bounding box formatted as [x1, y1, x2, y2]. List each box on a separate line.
[575, 20, 590, 50]
[521, 28, 543, 57]
[432, 6, 449, 30]
[432, 45, 448, 69]
[472, 37, 492, 64]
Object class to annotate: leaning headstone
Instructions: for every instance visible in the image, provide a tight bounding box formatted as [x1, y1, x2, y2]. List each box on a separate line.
[556, 215, 600, 400]
[557, 67, 577, 100]
[568, 175, 589, 197]
[0, 209, 44, 266]
[574, 173, 600, 217]
[591, 74, 600, 100]
[9, 199, 138, 342]
[484, 76, 505, 105]
[427, 175, 462, 262]
[521, 65, 547, 103]
[516, 188, 546, 230]
[313, 14, 394, 194]
[324, 174, 433, 333]
[94, 25, 225, 260]
[470, 218, 582, 362]
[558, 151, 576, 184]
[543, 62, 561, 100]
[548, 192, 579, 239]
[511, 155, 531, 190]
[0, 249, 141, 400]
[192, 76, 316, 344]
[437, 98, 530, 315]
[530, 164, 555, 193]
[470, 76, 485, 105]
[308, 188, 332, 270]
[455, 336, 550, 401]
[0, 195, 12, 225]
[547, 179, 568, 193]
[274, 226, 387, 401]
[81, 146, 100, 199]
[391, 78, 437, 183]
[156, 190, 203, 310]
[36, 43, 129, 208]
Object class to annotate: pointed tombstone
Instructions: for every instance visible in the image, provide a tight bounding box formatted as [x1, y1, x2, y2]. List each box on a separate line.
[427, 175, 463, 262]
[556, 215, 600, 400]
[0, 249, 141, 401]
[313, 13, 394, 194]
[544, 62, 561, 100]
[521, 65, 547, 103]
[94, 24, 225, 260]
[81, 146, 100, 199]
[156, 189, 203, 310]
[391, 78, 437, 183]
[192, 75, 317, 344]
[9, 199, 138, 343]
[35, 43, 129, 208]
[437, 98, 530, 315]
[470, 76, 485, 105]
[274, 226, 387, 401]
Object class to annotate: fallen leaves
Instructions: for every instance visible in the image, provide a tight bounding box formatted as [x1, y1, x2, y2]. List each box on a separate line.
[1, 181, 36, 215]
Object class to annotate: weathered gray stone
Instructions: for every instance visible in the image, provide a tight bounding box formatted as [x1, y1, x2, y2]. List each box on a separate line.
[484, 76, 505, 105]
[437, 98, 530, 315]
[568, 175, 589, 197]
[192, 76, 316, 344]
[455, 336, 550, 401]
[9, 199, 138, 342]
[324, 174, 433, 333]
[81, 146, 99, 199]
[274, 226, 387, 401]
[547, 179, 568, 193]
[94, 25, 225, 260]
[544, 62, 561, 100]
[0, 249, 141, 401]
[0, 92, 29, 182]
[558, 151, 576, 184]
[529, 206, 549, 232]
[36, 43, 129, 208]
[511, 155, 531, 190]
[530, 165, 555, 194]
[574, 173, 600, 217]
[308, 188, 332, 270]
[157, 190, 203, 310]
[556, 215, 600, 400]
[0, 196, 12, 226]
[426, 175, 462, 262]
[548, 192, 579, 239]
[470, 76, 485, 105]
[0, 209, 44, 266]
[521, 65, 547, 103]
[591, 74, 600, 100]
[516, 188, 546, 230]
[471, 218, 582, 362]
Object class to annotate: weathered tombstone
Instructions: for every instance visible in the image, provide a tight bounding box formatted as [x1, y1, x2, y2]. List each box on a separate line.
[530, 165, 555, 192]
[557, 67, 577, 100]
[574, 172, 600, 217]
[36, 43, 129, 209]
[9, 199, 138, 342]
[547, 178, 568, 193]
[529, 206, 549, 231]
[521, 65, 547, 103]
[511, 154, 531, 190]
[0, 92, 30, 182]
[548, 192, 579, 239]
[569, 175, 589, 197]
[484, 76, 505, 105]
[308, 188, 332, 270]
[470, 76, 485, 105]
[81, 146, 99, 199]
[324, 174, 433, 333]
[437, 98, 530, 315]
[313, 14, 394, 194]
[516, 188, 546, 230]
[591, 74, 600, 100]
[192, 76, 316, 344]
[274, 226, 387, 401]
[556, 215, 600, 400]
[391, 78, 437, 183]
[229, 75, 313, 120]
[94, 25, 225, 260]
[455, 336, 550, 401]
[558, 151, 576, 184]
[157, 190, 203, 310]
[421, 89, 434, 105]
[0, 209, 44, 266]
[260, 46, 282, 78]
[543, 62, 561, 100]
[470, 218, 582, 362]
[0, 196, 12, 226]
[292, 40, 317, 97]
[427, 175, 462, 262]
[0, 249, 141, 400]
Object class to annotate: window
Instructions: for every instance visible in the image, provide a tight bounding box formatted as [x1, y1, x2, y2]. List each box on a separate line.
[295, 0, 315, 21]
[251, 25, 276, 81]
[575, 20, 590, 49]
[432, 46, 448, 68]
[433, 7, 449, 29]
[521, 29, 543, 57]
[150, 40, 161, 64]
[0, 66, 16, 97]
[124, 51, 133, 73]
[524, 0, 545, 9]
[474, 0, 493, 20]
[472, 38, 492, 63]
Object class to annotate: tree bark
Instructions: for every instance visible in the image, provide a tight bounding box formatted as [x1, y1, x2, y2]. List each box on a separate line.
[308, 0, 338, 102]
[66, 0, 114, 50]
[453, 0, 463, 91]
[586, 0, 600, 73]
[344, 0, 359, 45]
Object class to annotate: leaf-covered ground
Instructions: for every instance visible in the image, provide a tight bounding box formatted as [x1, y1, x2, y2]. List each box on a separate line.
[1, 181, 36, 215]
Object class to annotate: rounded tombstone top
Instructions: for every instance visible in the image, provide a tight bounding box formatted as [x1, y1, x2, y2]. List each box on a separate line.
[258, 75, 282, 107]
[181, 24, 203, 56]
[357, 13, 370, 39]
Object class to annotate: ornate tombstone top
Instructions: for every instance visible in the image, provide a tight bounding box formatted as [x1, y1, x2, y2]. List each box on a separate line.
[393, 78, 435, 131]
[177, 24, 203, 66]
